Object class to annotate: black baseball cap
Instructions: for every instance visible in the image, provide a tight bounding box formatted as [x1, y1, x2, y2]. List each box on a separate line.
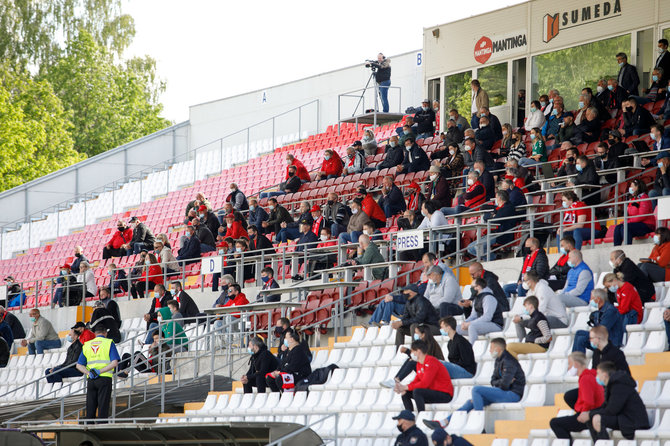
[71, 321, 86, 330]
[392, 410, 416, 421]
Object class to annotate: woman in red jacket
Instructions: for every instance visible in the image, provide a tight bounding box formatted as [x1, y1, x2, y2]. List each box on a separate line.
[316, 149, 343, 180]
[131, 253, 163, 299]
[602, 272, 643, 326]
[613, 179, 655, 246]
[639, 227, 670, 282]
[224, 214, 248, 240]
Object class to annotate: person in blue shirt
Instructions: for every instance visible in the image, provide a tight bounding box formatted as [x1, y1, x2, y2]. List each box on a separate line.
[572, 288, 623, 353]
[557, 250, 594, 308]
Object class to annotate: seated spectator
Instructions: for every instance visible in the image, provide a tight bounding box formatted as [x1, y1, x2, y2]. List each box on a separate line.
[397, 136, 430, 174]
[212, 274, 234, 304]
[649, 152, 670, 202]
[167, 299, 184, 328]
[248, 224, 273, 253]
[575, 107, 601, 144]
[191, 218, 216, 253]
[102, 220, 133, 259]
[276, 201, 311, 244]
[45, 322, 90, 383]
[586, 361, 649, 441]
[293, 218, 319, 261]
[322, 192, 350, 237]
[398, 124, 416, 146]
[602, 272, 643, 326]
[567, 156, 600, 208]
[593, 142, 619, 184]
[477, 106, 503, 140]
[130, 253, 163, 299]
[524, 100, 546, 132]
[462, 135, 494, 171]
[376, 136, 405, 171]
[552, 113, 578, 148]
[405, 181, 426, 213]
[475, 115, 496, 151]
[262, 198, 293, 236]
[346, 234, 387, 279]
[226, 183, 249, 211]
[519, 128, 547, 166]
[456, 262, 509, 319]
[125, 217, 155, 255]
[425, 338, 525, 429]
[199, 205, 221, 237]
[53, 264, 81, 307]
[90, 299, 121, 343]
[222, 283, 249, 312]
[338, 198, 370, 244]
[473, 160, 494, 200]
[572, 289, 624, 353]
[185, 192, 211, 216]
[284, 153, 310, 182]
[71, 245, 88, 274]
[466, 190, 518, 261]
[441, 171, 486, 216]
[505, 131, 526, 162]
[316, 149, 343, 179]
[247, 198, 269, 233]
[118, 331, 171, 377]
[184, 208, 197, 225]
[382, 324, 444, 387]
[394, 339, 453, 412]
[417, 199, 448, 230]
[557, 250, 594, 307]
[259, 165, 302, 199]
[458, 278, 504, 343]
[500, 178, 526, 209]
[650, 123, 670, 151]
[98, 286, 121, 329]
[549, 352, 605, 442]
[447, 109, 470, 131]
[157, 306, 188, 353]
[0, 316, 13, 351]
[588, 325, 631, 373]
[176, 226, 201, 264]
[560, 191, 603, 249]
[507, 296, 552, 358]
[503, 237, 549, 299]
[257, 267, 280, 303]
[438, 316, 477, 379]
[543, 102, 568, 139]
[3, 276, 24, 308]
[391, 284, 440, 348]
[274, 317, 292, 363]
[422, 265, 461, 316]
[342, 145, 366, 175]
[622, 97, 655, 136]
[639, 227, 670, 283]
[439, 143, 465, 188]
[242, 336, 278, 393]
[77, 261, 97, 299]
[142, 284, 172, 343]
[306, 228, 338, 277]
[603, 78, 627, 110]
[266, 330, 311, 392]
[222, 239, 255, 282]
[362, 221, 383, 241]
[0, 305, 25, 340]
[377, 175, 406, 218]
[425, 166, 451, 208]
[361, 129, 378, 156]
[611, 248, 656, 305]
[21, 309, 61, 355]
[430, 428, 473, 446]
[556, 147, 579, 178]
[414, 99, 436, 140]
[223, 213, 248, 240]
[442, 118, 465, 147]
[524, 271, 568, 328]
[154, 240, 179, 276]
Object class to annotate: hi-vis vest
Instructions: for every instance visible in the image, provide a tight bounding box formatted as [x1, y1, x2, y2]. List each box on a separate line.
[82, 337, 113, 378]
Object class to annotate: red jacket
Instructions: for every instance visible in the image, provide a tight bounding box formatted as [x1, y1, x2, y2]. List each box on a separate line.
[564, 201, 600, 230]
[616, 282, 643, 323]
[225, 221, 248, 240]
[362, 194, 386, 223]
[407, 355, 453, 396]
[649, 242, 670, 281]
[321, 155, 343, 177]
[575, 369, 605, 413]
[628, 193, 655, 228]
[287, 158, 311, 182]
[107, 227, 133, 249]
[79, 329, 95, 344]
[223, 292, 249, 318]
[137, 265, 163, 284]
[463, 181, 486, 209]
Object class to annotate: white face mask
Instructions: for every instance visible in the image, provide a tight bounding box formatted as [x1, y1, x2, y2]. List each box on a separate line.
[320, 235, 328, 242]
[491, 350, 500, 359]
[351, 208, 358, 214]
[467, 179, 474, 186]
[609, 260, 615, 269]
[449, 149, 455, 155]
[429, 174, 437, 181]
[410, 353, 418, 361]
[363, 230, 371, 236]
[521, 282, 530, 290]
[566, 366, 578, 377]
[596, 85, 604, 93]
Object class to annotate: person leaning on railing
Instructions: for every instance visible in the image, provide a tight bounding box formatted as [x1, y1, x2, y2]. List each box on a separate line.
[612, 179, 655, 246]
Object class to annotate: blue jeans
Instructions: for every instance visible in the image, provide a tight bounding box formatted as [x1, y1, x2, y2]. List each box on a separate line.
[53, 288, 64, 307]
[519, 157, 541, 166]
[369, 301, 404, 324]
[28, 339, 61, 355]
[46, 365, 83, 383]
[417, 132, 433, 140]
[441, 205, 469, 216]
[665, 320, 670, 350]
[378, 80, 390, 113]
[467, 237, 501, 261]
[503, 282, 526, 298]
[339, 231, 362, 244]
[471, 113, 480, 129]
[439, 302, 464, 317]
[649, 188, 670, 208]
[145, 322, 158, 344]
[613, 222, 653, 246]
[259, 191, 286, 199]
[622, 309, 638, 327]
[132, 242, 148, 255]
[442, 361, 474, 379]
[563, 228, 594, 250]
[571, 329, 591, 353]
[276, 227, 301, 243]
[331, 223, 347, 238]
[200, 243, 215, 253]
[454, 386, 521, 414]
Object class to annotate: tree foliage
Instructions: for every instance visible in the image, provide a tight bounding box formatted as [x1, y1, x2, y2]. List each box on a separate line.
[45, 31, 169, 157]
[0, 64, 85, 190]
[444, 71, 473, 121]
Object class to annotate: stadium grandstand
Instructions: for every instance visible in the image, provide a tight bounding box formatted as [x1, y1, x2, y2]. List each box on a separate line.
[2, 0, 670, 445]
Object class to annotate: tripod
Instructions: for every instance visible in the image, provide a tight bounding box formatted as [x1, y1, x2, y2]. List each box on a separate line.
[352, 70, 382, 117]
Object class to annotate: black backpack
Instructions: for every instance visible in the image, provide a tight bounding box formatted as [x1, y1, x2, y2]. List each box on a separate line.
[294, 364, 339, 391]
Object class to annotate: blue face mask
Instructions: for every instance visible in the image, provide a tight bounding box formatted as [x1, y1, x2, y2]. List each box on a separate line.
[522, 309, 530, 316]
[608, 285, 618, 293]
[567, 261, 575, 268]
[413, 333, 420, 341]
[65, 335, 73, 343]
[551, 109, 558, 116]
[439, 329, 448, 336]
[589, 300, 599, 310]
[540, 102, 546, 108]
[576, 164, 583, 172]
[530, 107, 537, 113]
[559, 247, 567, 255]
[596, 376, 606, 386]
[530, 134, 536, 140]
[578, 101, 585, 108]
[607, 85, 614, 91]
[590, 341, 599, 350]
[653, 75, 659, 82]
[283, 339, 290, 348]
[550, 98, 554, 103]
[248, 348, 254, 355]
[618, 62, 624, 67]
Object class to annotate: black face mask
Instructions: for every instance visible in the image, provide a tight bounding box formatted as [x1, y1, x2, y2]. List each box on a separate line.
[75, 253, 81, 258]
[567, 157, 575, 163]
[249, 233, 256, 239]
[327, 200, 334, 205]
[288, 171, 295, 177]
[274, 326, 285, 336]
[625, 106, 633, 113]
[396, 425, 404, 433]
[117, 227, 124, 231]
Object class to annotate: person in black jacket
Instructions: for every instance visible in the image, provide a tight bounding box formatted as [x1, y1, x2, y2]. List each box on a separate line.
[262, 198, 293, 236]
[439, 317, 476, 379]
[248, 225, 274, 254]
[377, 175, 406, 218]
[474, 115, 496, 151]
[650, 152, 670, 201]
[0, 337, 8, 368]
[90, 300, 121, 343]
[610, 250, 656, 304]
[257, 267, 280, 302]
[398, 136, 430, 174]
[616, 52, 640, 96]
[376, 136, 405, 170]
[45, 322, 86, 382]
[473, 161, 495, 200]
[70, 246, 88, 274]
[0, 306, 25, 340]
[170, 281, 201, 324]
[507, 296, 552, 358]
[587, 361, 650, 441]
[575, 107, 601, 144]
[98, 287, 122, 329]
[274, 317, 292, 364]
[266, 330, 311, 392]
[466, 190, 518, 261]
[191, 218, 216, 253]
[242, 336, 278, 393]
[547, 236, 575, 291]
[622, 97, 655, 136]
[126, 217, 156, 255]
[424, 338, 525, 429]
[505, 237, 550, 298]
[414, 100, 436, 139]
[106, 263, 128, 297]
[176, 227, 201, 264]
[593, 142, 619, 185]
[464, 262, 509, 315]
[198, 206, 221, 239]
[567, 156, 601, 206]
[391, 284, 440, 349]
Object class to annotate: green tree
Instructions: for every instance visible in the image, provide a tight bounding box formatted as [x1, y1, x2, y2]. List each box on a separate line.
[0, 64, 84, 191]
[45, 31, 170, 157]
[444, 71, 472, 122]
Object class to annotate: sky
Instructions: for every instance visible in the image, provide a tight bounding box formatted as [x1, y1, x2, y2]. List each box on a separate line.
[123, 0, 527, 123]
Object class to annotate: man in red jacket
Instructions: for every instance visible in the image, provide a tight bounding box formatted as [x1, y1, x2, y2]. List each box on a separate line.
[285, 154, 310, 182]
[394, 339, 453, 412]
[356, 185, 386, 229]
[549, 351, 605, 441]
[103, 220, 133, 259]
[316, 149, 343, 180]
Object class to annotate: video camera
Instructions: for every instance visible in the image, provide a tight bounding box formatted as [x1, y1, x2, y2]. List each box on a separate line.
[365, 59, 380, 71]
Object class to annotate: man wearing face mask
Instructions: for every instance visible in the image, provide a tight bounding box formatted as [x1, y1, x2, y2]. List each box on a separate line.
[20, 309, 61, 355]
[376, 136, 405, 171]
[392, 410, 428, 446]
[90, 299, 121, 343]
[102, 220, 133, 259]
[622, 97, 655, 136]
[426, 166, 451, 208]
[213, 274, 235, 306]
[414, 99, 436, 140]
[317, 148, 343, 179]
[190, 218, 216, 253]
[266, 330, 311, 392]
[556, 249, 594, 308]
[441, 170, 486, 216]
[572, 289, 624, 354]
[248, 225, 273, 254]
[321, 193, 350, 238]
[466, 190, 517, 262]
[474, 115, 495, 151]
[256, 267, 280, 303]
[125, 216, 156, 256]
[457, 278, 504, 344]
[241, 336, 277, 394]
[602, 79, 627, 111]
[338, 198, 370, 245]
[226, 183, 249, 211]
[142, 283, 173, 344]
[169, 281, 201, 324]
[549, 351, 605, 442]
[377, 175, 406, 218]
[609, 250, 655, 304]
[448, 109, 470, 131]
[45, 322, 88, 383]
[398, 136, 430, 174]
[346, 234, 387, 280]
[247, 198, 269, 234]
[554, 113, 578, 147]
[391, 284, 440, 349]
[274, 318, 291, 363]
[263, 198, 293, 236]
[650, 151, 670, 202]
[198, 205, 220, 237]
[223, 213, 248, 240]
[523, 271, 568, 328]
[506, 296, 552, 358]
[176, 225, 201, 264]
[438, 316, 476, 379]
[616, 52, 640, 96]
[70, 246, 88, 274]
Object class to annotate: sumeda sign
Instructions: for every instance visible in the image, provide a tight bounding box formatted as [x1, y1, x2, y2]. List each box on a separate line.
[543, 0, 623, 43]
[397, 230, 424, 252]
[474, 31, 528, 64]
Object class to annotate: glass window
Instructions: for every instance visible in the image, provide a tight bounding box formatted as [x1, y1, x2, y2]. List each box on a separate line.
[477, 62, 508, 107]
[531, 34, 631, 111]
[664, 28, 670, 41]
[443, 71, 472, 121]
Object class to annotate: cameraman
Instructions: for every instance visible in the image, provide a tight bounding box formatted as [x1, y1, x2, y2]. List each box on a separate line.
[367, 53, 391, 113]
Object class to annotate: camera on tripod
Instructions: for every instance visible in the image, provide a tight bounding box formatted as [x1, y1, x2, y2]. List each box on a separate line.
[365, 59, 380, 71]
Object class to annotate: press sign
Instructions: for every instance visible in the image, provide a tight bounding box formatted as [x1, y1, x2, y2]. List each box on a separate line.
[201, 256, 223, 275]
[396, 230, 424, 251]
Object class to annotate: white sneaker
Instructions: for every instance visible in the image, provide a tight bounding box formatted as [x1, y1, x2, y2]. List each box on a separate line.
[380, 379, 396, 389]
